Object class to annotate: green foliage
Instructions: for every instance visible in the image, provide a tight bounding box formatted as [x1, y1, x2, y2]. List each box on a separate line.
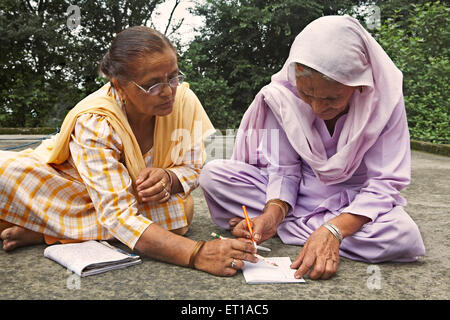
[375, 1, 450, 143]
[0, 0, 81, 127]
[0, 0, 168, 127]
[1, 0, 448, 145]
[181, 0, 360, 129]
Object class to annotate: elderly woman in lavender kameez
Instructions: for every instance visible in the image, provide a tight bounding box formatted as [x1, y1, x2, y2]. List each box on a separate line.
[199, 15, 425, 279]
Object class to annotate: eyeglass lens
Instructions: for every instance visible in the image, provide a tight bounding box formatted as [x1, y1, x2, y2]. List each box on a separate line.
[148, 74, 184, 95]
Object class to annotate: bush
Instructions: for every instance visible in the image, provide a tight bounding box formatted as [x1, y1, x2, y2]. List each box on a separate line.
[375, 1, 450, 143]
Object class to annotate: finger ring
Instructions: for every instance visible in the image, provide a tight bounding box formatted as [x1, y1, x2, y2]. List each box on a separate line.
[231, 259, 237, 268]
[160, 180, 166, 189]
[164, 190, 169, 197]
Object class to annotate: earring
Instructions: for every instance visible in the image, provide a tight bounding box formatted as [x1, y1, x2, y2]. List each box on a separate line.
[117, 93, 126, 106]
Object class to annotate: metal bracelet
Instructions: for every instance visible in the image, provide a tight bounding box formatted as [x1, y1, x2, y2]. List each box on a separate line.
[162, 168, 173, 193]
[322, 222, 343, 245]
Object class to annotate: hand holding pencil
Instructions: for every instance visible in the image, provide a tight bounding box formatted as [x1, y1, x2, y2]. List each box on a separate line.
[230, 205, 284, 246]
[211, 232, 278, 267]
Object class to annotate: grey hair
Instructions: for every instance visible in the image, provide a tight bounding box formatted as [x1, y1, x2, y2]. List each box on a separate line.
[294, 63, 337, 83]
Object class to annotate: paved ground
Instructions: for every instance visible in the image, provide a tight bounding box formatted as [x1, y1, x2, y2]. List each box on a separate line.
[0, 135, 449, 301]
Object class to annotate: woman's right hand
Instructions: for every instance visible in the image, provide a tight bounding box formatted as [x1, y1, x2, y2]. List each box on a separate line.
[193, 238, 258, 276]
[231, 205, 285, 244]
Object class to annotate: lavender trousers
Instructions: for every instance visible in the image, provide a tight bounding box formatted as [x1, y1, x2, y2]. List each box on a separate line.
[200, 159, 425, 263]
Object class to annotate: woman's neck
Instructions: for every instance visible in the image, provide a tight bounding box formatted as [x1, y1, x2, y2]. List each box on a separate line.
[324, 105, 349, 136]
[324, 118, 338, 136]
[128, 112, 155, 132]
[125, 104, 156, 154]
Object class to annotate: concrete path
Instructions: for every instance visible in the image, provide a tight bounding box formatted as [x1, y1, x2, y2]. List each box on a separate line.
[0, 135, 449, 300]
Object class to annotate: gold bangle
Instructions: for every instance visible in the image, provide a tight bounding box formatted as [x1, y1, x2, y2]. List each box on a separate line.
[266, 202, 287, 219]
[266, 202, 286, 216]
[188, 240, 205, 269]
[163, 168, 173, 191]
[265, 199, 288, 211]
[274, 199, 289, 214]
[264, 199, 289, 219]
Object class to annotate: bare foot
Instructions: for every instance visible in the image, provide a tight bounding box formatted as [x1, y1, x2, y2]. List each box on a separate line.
[0, 221, 14, 234]
[1, 225, 44, 252]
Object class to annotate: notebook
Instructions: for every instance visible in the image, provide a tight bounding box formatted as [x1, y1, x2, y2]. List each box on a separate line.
[44, 240, 141, 277]
[242, 257, 305, 284]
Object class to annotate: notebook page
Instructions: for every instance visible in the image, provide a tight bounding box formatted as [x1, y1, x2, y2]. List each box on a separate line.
[44, 240, 137, 276]
[242, 257, 305, 284]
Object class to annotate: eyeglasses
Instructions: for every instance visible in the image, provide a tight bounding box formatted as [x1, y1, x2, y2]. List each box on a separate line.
[132, 71, 185, 96]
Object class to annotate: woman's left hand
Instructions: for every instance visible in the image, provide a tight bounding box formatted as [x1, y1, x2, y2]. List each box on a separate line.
[135, 168, 171, 203]
[291, 226, 340, 280]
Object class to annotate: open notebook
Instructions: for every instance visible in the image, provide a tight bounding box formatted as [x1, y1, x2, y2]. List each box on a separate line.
[243, 257, 305, 284]
[44, 240, 141, 277]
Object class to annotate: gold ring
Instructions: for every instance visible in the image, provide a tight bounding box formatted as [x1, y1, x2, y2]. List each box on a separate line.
[160, 180, 166, 189]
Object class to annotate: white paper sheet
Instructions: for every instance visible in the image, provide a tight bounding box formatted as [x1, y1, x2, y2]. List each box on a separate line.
[243, 257, 305, 284]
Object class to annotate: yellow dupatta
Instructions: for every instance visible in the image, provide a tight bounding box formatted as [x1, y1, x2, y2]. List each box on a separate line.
[36, 82, 215, 184]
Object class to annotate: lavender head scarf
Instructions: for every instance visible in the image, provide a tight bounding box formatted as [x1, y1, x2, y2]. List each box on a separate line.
[233, 15, 405, 185]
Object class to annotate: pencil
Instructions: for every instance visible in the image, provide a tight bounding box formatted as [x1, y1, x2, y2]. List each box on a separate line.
[210, 233, 278, 267]
[211, 232, 226, 240]
[254, 253, 279, 267]
[241, 205, 257, 248]
[211, 232, 271, 251]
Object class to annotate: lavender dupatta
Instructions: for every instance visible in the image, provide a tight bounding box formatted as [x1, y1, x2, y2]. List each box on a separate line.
[233, 15, 405, 185]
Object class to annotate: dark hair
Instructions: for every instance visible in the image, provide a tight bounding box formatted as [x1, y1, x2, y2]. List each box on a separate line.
[99, 26, 176, 83]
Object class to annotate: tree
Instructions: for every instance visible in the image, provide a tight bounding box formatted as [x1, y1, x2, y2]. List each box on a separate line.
[180, 0, 364, 128]
[0, 0, 73, 127]
[0, 0, 183, 127]
[375, 1, 449, 143]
